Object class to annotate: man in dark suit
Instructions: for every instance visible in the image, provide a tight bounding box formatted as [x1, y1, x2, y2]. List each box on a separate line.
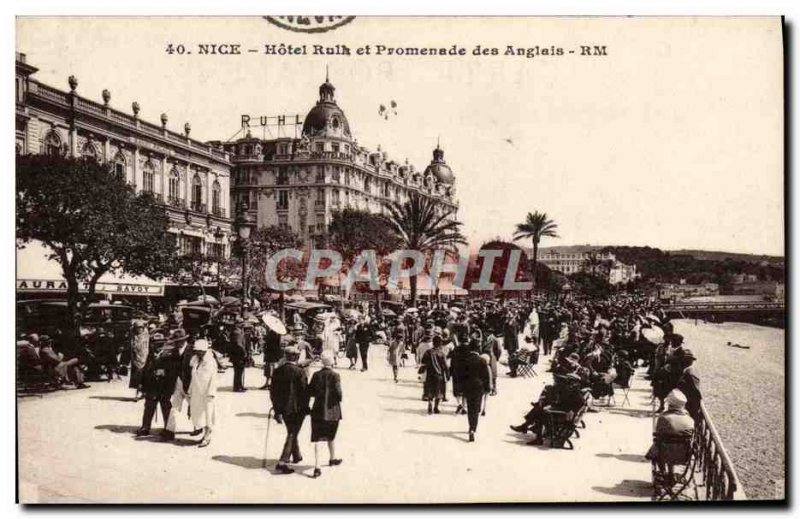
[271, 346, 310, 474]
[456, 340, 492, 442]
[230, 320, 247, 392]
[354, 318, 373, 372]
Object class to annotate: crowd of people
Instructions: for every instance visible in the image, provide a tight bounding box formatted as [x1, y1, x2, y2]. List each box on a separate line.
[17, 291, 705, 480]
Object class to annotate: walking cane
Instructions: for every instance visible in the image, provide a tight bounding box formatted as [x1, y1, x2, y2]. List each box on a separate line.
[262, 407, 274, 469]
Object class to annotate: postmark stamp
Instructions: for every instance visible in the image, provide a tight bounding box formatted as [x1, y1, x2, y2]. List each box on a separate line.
[264, 16, 355, 34]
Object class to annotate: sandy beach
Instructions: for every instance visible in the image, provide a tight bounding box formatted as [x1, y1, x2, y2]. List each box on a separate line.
[672, 319, 785, 499]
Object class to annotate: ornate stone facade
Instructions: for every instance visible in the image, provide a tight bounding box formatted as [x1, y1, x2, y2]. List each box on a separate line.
[15, 53, 233, 263]
[218, 75, 459, 248]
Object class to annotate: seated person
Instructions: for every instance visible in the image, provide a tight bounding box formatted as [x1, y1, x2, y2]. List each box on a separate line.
[613, 350, 635, 388]
[646, 389, 695, 481]
[17, 335, 43, 377]
[509, 373, 585, 445]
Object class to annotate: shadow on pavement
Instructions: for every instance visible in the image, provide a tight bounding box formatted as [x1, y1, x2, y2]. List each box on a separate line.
[404, 429, 468, 443]
[596, 452, 648, 463]
[89, 396, 138, 402]
[236, 412, 270, 418]
[378, 394, 425, 402]
[94, 424, 140, 434]
[592, 479, 652, 498]
[384, 407, 432, 416]
[212, 455, 314, 475]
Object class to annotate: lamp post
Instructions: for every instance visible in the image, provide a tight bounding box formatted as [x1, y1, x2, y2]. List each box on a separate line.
[213, 226, 225, 297]
[235, 203, 255, 317]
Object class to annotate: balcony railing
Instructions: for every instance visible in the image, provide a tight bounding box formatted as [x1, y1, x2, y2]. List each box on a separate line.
[212, 206, 225, 218]
[190, 201, 207, 213]
[167, 196, 185, 209]
[693, 403, 747, 500]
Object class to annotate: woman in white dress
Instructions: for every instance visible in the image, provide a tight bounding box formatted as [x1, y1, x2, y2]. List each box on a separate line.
[189, 339, 217, 448]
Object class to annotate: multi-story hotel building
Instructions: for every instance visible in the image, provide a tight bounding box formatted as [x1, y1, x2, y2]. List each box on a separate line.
[217, 75, 459, 248]
[15, 53, 234, 265]
[538, 249, 639, 285]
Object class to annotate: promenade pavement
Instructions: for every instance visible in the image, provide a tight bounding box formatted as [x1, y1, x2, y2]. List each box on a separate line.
[18, 345, 655, 503]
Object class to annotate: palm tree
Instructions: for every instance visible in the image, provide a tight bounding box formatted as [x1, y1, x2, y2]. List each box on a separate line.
[383, 193, 467, 305]
[586, 251, 602, 277]
[513, 211, 559, 298]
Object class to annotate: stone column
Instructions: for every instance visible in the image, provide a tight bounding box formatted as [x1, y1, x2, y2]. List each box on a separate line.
[132, 147, 140, 190]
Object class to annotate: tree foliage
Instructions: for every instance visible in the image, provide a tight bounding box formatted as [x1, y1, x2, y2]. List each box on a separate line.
[602, 245, 784, 287]
[382, 194, 466, 304]
[16, 154, 179, 325]
[328, 208, 401, 296]
[513, 211, 559, 295]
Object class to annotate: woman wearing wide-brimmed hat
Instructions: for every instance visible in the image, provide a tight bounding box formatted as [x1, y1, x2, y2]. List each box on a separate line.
[308, 351, 343, 478]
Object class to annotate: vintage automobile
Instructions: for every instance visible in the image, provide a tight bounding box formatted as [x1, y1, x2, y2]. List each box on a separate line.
[284, 301, 333, 332]
[16, 300, 135, 382]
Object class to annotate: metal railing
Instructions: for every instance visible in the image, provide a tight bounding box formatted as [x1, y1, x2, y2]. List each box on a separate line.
[693, 403, 747, 500]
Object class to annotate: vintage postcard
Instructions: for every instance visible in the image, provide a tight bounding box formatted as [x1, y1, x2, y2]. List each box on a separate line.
[15, 16, 785, 504]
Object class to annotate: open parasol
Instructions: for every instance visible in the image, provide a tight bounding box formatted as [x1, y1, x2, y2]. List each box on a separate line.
[641, 326, 665, 344]
[261, 313, 288, 335]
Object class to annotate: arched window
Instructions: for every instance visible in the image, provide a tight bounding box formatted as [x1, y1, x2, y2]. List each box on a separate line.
[112, 151, 126, 180]
[82, 141, 98, 161]
[43, 130, 62, 157]
[142, 160, 155, 194]
[212, 180, 222, 216]
[168, 167, 180, 203]
[191, 174, 203, 211]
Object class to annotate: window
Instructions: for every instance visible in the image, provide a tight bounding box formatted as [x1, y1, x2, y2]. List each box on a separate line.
[191, 174, 203, 211]
[82, 142, 98, 161]
[317, 188, 324, 201]
[277, 167, 289, 185]
[143, 161, 155, 194]
[43, 131, 61, 157]
[316, 166, 325, 183]
[315, 142, 324, 152]
[332, 166, 340, 183]
[277, 190, 289, 210]
[332, 190, 340, 204]
[168, 167, 180, 202]
[364, 177, 371, 193]
[332, 142, 340, 153]
[278, 143, 289, 155]
[278, 214, 289, 230]
[112, 152, 126, 181]
[212, 181, 222, 215]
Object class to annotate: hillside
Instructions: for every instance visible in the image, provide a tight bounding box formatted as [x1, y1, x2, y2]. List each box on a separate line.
[669, 249, 784, 266]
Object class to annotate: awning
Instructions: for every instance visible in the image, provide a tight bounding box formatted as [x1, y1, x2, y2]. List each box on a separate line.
[16, 241, 165, 297]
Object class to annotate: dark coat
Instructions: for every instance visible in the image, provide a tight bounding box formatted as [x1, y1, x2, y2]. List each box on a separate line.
[308, 367, 342, 421]
[448, 346, 471, 396]
[263, 330, 283, 363]
[271, 362, 310, 417]
[454, 351, 491, 397]
[141, 347, 182, 397]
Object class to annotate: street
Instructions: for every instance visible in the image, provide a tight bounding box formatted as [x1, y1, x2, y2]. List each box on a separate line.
[18, 344, 654, 504]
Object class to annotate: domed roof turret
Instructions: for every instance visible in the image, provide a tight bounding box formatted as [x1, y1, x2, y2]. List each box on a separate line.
[302, 70, 352, 138]
[424, 143, 455, 184]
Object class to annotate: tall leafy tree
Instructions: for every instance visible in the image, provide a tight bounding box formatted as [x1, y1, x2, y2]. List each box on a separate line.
[222, 225, 304, 306]
[383, 193, 466, 305]
[513, 211, 559, 297]
[328, 208, 401, 304]
[16, 154, 180, 331]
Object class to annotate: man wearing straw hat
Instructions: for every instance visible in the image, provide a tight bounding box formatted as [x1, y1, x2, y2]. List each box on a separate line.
[271, 346, 310, 474]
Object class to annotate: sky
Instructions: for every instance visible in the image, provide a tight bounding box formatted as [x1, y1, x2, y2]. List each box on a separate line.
[16, 16, 785, 256]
